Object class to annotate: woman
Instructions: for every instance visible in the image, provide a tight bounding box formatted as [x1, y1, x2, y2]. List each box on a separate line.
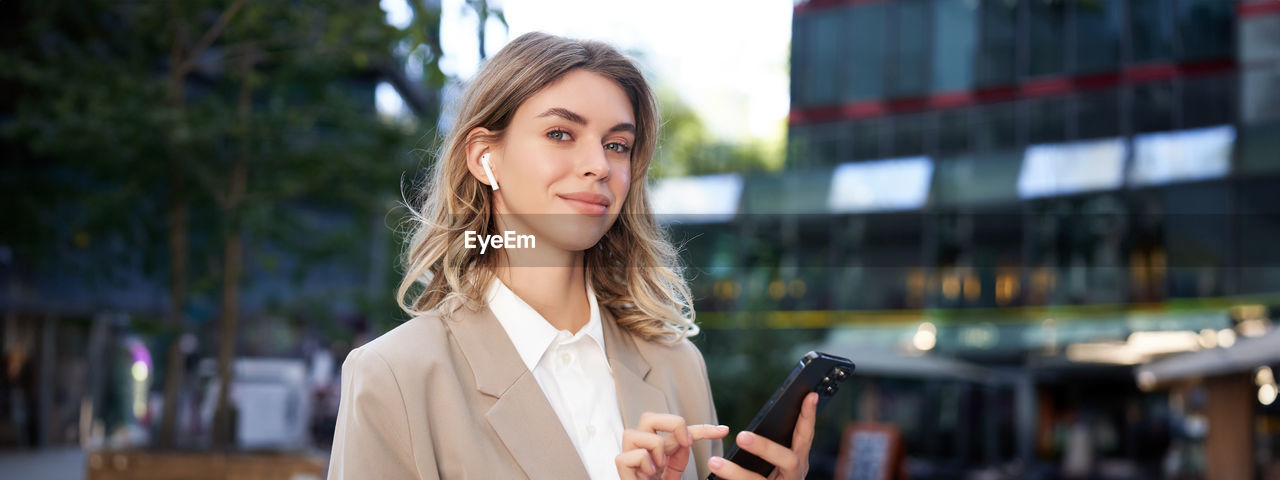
[327, 32, 817, 480]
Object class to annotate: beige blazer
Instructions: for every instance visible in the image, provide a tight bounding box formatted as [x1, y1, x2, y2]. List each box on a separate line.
[327, 301, 723, 480]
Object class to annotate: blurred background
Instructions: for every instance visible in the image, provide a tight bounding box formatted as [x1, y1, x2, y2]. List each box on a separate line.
[2, 0, 1279, 479]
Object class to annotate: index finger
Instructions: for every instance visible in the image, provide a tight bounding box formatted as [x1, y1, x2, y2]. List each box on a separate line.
[789, 392, 819, 455]
[688, 424, 730, 441]
[638, 412, 692, 447]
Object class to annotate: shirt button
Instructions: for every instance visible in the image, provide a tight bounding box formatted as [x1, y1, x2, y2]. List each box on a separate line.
[560, 352, 572, 365]
[586, 425, 597, 437]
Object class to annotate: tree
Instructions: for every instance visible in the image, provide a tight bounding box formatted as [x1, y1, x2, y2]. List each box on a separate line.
[1, 0, 446, 449]
[464, 0, 507, 61]
[650, 86, 783, 179]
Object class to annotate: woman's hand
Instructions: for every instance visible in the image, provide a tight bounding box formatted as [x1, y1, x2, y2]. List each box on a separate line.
[616, 412, 730, 480]
[706, 392, 819, 480]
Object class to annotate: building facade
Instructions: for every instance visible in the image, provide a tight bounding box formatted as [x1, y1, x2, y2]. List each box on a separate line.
[669, 1, 1280, 477]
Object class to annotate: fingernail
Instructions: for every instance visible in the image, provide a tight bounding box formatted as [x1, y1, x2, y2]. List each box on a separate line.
[709, 457, 723, 469]
[649, 459, 657, 473]
[737, 431, 753, 446]
[717, 425, 730, 432]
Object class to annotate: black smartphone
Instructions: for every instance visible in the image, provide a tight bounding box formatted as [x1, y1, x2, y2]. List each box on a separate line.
[708, 351, 855, 480]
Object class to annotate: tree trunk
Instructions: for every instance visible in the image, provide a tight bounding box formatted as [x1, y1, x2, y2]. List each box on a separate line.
[212, 49, 253, 449]
[157, 0, 247, 448]
[157, 0, 189, 449]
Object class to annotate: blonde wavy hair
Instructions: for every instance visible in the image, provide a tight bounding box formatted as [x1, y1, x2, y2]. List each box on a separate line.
[395, 32, 697, 345]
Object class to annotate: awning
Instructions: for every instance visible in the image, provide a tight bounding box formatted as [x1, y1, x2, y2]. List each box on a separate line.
[815, 338, 994, 384]
[1136, 327, 1280, 385]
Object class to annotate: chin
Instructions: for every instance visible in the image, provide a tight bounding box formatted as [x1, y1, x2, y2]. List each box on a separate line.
[511, 210, 618, 257]
[540, 222, 609, 252]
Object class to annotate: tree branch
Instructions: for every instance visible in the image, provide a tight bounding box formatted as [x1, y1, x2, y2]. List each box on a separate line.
[175, 0, 248, 77]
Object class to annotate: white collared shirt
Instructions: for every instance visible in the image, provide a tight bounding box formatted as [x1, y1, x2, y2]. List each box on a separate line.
[486, 277, 625, 480]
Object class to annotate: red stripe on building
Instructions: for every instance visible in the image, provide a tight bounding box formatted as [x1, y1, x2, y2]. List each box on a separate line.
[792, 60, 1236, 126]
[929, 91, 974, 109]
[1239, 1, 1280, 17]
[1123, 63, 1177, 82]
[789, 105, 842, 125]
[1073, 72, 1123, 90]
[841, 101, 887, 119]
[1178, 59, 1237, 76]
[797, 0, 1280, 17]
[885, 97, 929, 114]
[794, 0, 889, 15]
[1020, 78, 1073, 97]
[973, 86, 1019, 104]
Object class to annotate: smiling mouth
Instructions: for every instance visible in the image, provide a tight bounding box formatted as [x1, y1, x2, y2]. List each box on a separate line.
[557, 194, 609, 216]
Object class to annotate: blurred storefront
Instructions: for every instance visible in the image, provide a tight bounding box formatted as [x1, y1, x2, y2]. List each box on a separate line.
[666, 0, 1280, 478]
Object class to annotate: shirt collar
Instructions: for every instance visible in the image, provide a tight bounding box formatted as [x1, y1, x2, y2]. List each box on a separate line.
[485, 275, 606, 372]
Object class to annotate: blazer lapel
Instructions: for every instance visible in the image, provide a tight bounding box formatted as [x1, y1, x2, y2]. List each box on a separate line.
[601, 307, 671, 428]
[442, 304, 590, 480]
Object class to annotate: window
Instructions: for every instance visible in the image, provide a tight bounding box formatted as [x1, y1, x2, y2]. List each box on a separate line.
[1074, 0, 1124, 74]
[932, 0, 976, 92]
[810, 12, 845, 105]
[1181, 74, 1234, 129]
[931, 151, 1023, 206]
[1162, 182, 1229, 298]
[791, 15, 810, 107]
[1129, 0, 1174, 63]
[973, 102, 1018, 151]
[650, 174, 743, 223]
[1018, 138, 1126, 198]
[1241, 68, 1280, 126]
[1129, 125, 1233, 187]
[849, 118, 886, 161]
[1029, 0, 1068, 77]
[1028, 97, 1068, 144]
[976, 0, 1017, 87]
[828, 156, 934, 214]
[787, 126, 813, 168]
[1076, 89, 1121, 140]
[1236, 178, 1280, 294]
[938, 108, 971, 155]
[847, 4, 886, 101]
[813, 123, 844, 167]
[791, 123, 846, 169]
[890, 0, 930, 97]
[891, 113, 931, 158]
[1133, 81, 1174, 133]
[1178, 0, 1234, 61]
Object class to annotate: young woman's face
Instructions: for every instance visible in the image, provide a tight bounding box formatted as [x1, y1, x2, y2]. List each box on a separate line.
[488, 69, 635, 254]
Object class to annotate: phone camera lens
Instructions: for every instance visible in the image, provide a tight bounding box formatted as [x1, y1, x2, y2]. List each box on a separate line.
[822, 376, 832, 384]
[823, 385, 837, 396]
[833, 368, 847, 380]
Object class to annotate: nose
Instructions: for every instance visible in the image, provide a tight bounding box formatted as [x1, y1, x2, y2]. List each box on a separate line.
[579, 144, 611, 181]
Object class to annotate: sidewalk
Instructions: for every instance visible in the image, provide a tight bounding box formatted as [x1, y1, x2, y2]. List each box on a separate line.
[0, 446, 86, 479]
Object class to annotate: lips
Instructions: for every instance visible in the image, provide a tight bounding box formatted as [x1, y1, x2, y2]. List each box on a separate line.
[558, 192, 611, 216]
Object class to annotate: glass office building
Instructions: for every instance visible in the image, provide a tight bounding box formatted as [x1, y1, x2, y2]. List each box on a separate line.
[673, 0, 1280, 477]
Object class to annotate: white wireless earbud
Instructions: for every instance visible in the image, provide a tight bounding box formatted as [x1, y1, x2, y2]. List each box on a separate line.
[480, 152, 499, 190]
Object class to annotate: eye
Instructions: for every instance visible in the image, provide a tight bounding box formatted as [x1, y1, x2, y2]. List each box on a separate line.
[605, 142, 632, 154]
[547, 129, 573, 141]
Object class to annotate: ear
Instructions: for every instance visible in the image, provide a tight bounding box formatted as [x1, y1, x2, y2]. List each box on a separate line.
[464, 127, 500, 189]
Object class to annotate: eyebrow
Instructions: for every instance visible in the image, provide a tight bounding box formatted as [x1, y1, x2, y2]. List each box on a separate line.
[536, 107, 636, 135]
